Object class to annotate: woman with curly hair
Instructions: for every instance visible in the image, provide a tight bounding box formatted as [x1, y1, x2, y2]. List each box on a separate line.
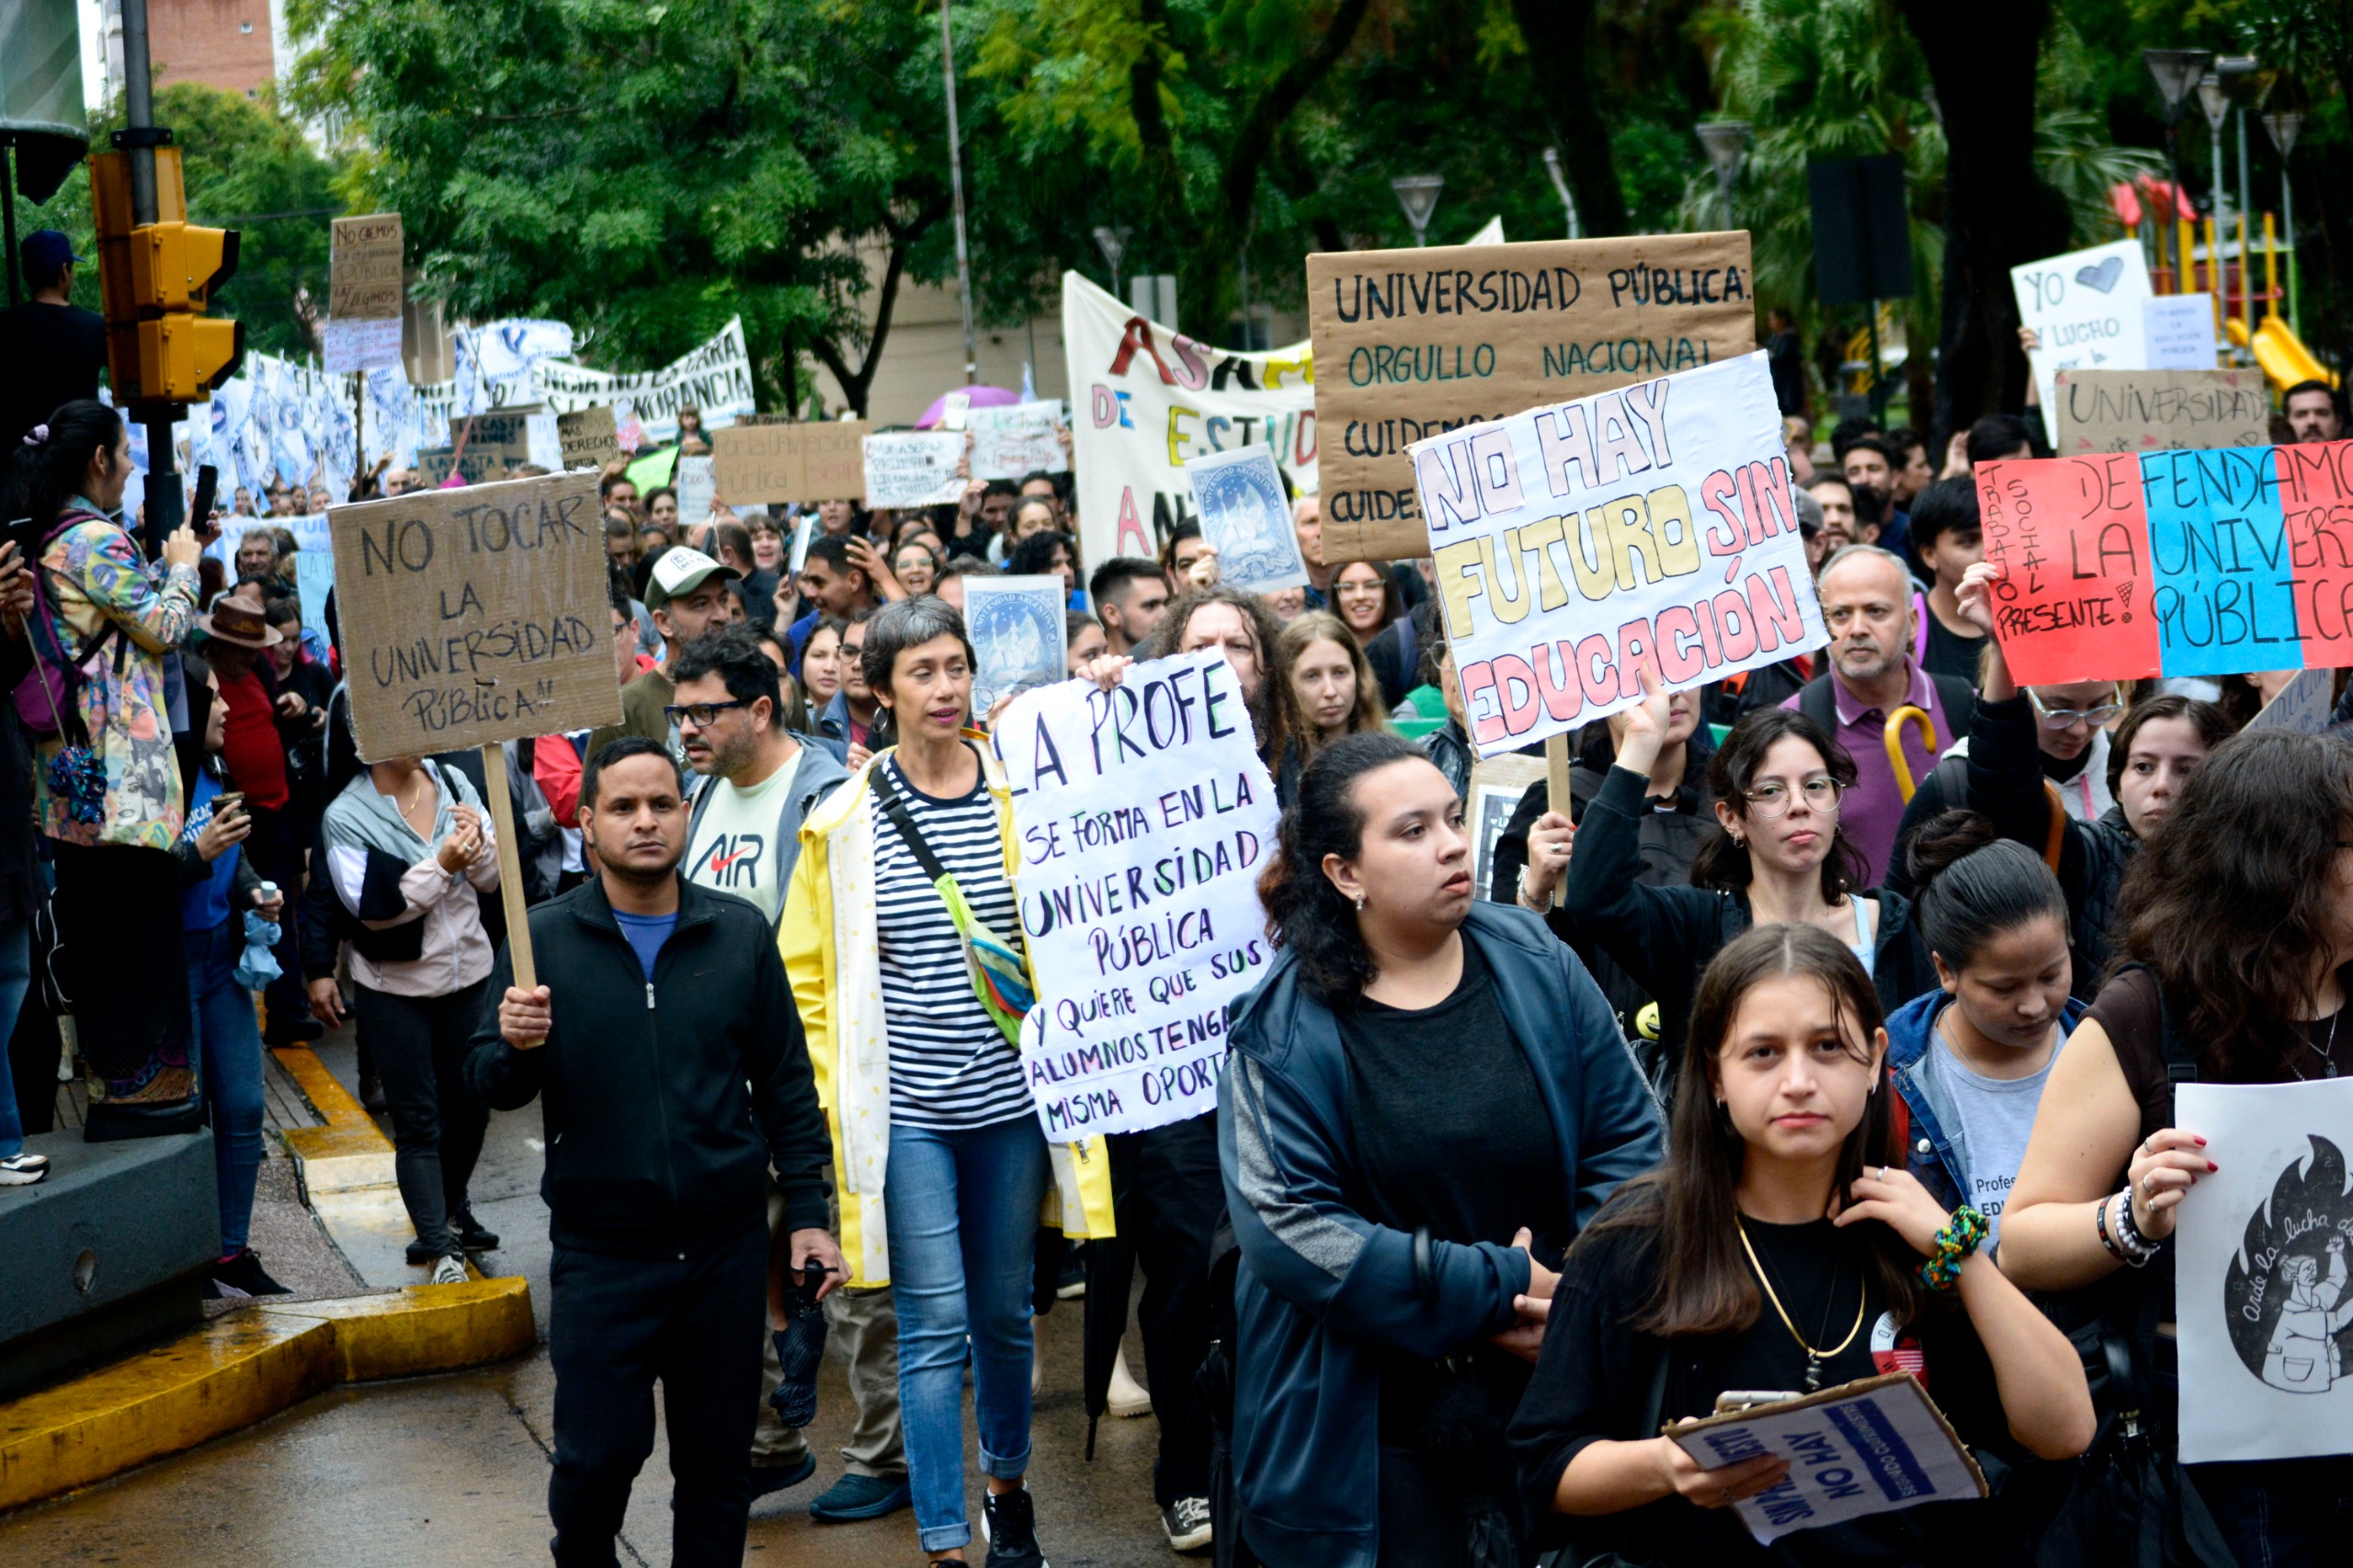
[1219, 732, 1661, 1568]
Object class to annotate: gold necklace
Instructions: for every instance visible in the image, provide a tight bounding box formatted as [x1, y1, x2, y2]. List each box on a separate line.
[1738, 1220, 1867, 1393]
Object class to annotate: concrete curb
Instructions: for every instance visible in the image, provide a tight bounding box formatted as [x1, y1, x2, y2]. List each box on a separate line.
[0, 1276, 535, 1512]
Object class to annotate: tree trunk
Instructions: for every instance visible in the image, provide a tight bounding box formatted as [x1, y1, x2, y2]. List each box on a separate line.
[1897, 0, 2072, 448]
[1511, 0, 1629, 238]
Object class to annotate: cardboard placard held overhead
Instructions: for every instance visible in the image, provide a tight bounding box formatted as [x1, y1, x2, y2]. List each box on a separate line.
[331, 472, 623, 761]
[328, 213, 404, 321]
[414, 445, 506, 487]
[711, 421, 872, 504]
[450, 409, 559, 472]
[1308, 232, 1756, 562]
[2051, 369, 2270, 456]
[557, 405, 620, 471]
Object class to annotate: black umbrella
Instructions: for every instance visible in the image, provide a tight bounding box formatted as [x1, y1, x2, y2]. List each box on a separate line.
[1080, 1232, 1138, 1460]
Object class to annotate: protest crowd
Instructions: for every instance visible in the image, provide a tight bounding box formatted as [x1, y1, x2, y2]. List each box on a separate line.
[9, 187, 2353, 1568]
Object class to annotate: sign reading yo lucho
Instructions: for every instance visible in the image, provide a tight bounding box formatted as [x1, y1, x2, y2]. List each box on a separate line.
[331, 471, 622, 761]
[1001, 653, 1280, 1140]
[1414, 352, 1824, 760]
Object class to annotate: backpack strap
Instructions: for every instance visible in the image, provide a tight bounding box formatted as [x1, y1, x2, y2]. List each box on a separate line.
[1798, 675, 1838, 735]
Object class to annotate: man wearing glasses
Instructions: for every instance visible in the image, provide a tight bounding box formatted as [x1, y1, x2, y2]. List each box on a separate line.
[667, 626, 913, 1522]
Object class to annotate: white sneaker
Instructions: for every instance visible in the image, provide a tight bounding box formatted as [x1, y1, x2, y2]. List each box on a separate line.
[0, 1153, 49, 1187]
[1108, 1346, 1153, 1418]
[1162, 1495, 1213, 1552]
[430, 1255, 469, 1286]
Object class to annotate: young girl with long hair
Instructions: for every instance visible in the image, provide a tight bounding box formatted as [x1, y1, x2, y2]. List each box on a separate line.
[1511, 924, 2093, 1565]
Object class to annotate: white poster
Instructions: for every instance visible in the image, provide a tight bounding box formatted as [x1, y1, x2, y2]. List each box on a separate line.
[969, 401, 1069, 480]
[1411, 351, 1824, 760]
[1001, 652, 1281, 1139]
[964, 574, 1067, 717]
[2177, 1078, 2353, 1463]
[2011, 239, 2154, 444]
[1186, 445, 1309, 594]
[322, 316, 404, 375]
[1062, 270, 1317, 568]
[674, 453, 716, 522]
[537, 317, 757, 442]
[2144, 294, 2220, 370]
[863, 431, 967, 509]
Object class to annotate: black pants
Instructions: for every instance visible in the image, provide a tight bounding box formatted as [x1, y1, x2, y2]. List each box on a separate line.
[242, 803, 308, 1038]
[549, 1227, 768, 1568]
[1108, 1111, 1222, 1506]
[349, 977, 488, 1257]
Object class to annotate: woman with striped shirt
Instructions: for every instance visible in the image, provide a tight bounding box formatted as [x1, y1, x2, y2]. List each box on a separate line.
[783, 596, 1113, 1566]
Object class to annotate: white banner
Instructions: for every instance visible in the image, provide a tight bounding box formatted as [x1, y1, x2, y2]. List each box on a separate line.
[539, 316, 757, 442]
[1061, 270, 1317, 566]
[1002, 653, 1280, 1139]
[1413, 351, 1824, 760]
[2177, 1078, 2353, 1463]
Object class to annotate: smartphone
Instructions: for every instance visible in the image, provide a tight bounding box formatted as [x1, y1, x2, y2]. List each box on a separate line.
[189, 465, 220, 545]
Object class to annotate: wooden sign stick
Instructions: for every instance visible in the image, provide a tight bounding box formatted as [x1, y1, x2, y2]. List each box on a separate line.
[479, 742, 538, 990]
[1545, 732, 1574, 909]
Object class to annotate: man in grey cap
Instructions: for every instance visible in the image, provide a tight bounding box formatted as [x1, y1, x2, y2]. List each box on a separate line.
[0, 231, 108, 451]
[587, 546, 741, 760]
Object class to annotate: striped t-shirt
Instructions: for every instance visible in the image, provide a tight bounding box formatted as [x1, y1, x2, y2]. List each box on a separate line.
[871, 754, 1033, 1129]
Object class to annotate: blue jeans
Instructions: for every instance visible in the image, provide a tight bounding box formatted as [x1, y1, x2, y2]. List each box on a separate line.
[885, 1114, 1050, 1552]
[0, 916, 34, 1158]
[188, 918, 265, 1256]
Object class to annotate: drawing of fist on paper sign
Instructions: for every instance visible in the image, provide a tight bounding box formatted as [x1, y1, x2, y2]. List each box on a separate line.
[1412, 352, 1826, 761]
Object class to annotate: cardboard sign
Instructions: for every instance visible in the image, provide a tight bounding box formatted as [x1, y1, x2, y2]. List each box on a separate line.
[1186, 445, 1310, 594]
[863, 431, 967, 510]
[712, 421, 872, 504]
[2176, 1078, 2353, 1463]
[966, 574, 1069, 717]
[2012, 240, 2154, 444]
[1671, 1375, 1985, 1545]
[1414, 352, 1824, 760]
[329, 472, 622, 760]
[968, 401, 1069, 480]
[1001, 652, 1281, 1139]
[2051, 369, 2269, 456]
[449, 409, 559, 472]
[1974, 441, 2353, 685]
[414, 445, 505, 487]
[1062, 270, 1317, 569]
[557, 406, 620, 471]
[2245, 667, 2337, 734]
[1469, 753, 1546, 901]
[1309, 232, 1756, 562]
[328, 213, 404, 321]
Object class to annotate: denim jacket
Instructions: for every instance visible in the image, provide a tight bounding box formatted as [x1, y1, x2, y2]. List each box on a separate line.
[1883, 988, 2086, 1213]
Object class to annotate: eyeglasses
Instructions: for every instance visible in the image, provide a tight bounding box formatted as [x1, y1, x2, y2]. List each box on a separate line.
[2029, 688, 2123, 730]
[1742, 777, 1845, 818]
[664, 699, 750, 729]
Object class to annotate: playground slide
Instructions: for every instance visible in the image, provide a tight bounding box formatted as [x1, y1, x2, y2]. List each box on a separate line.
[2226, 316, 2339, 392]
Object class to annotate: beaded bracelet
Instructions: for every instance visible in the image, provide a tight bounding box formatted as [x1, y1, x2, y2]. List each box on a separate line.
[1918, 1207, 1990, 1291]
[2112, 1187, 2163, 1265]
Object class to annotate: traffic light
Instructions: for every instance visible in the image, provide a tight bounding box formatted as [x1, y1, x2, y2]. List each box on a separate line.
[89, 142, 244, 403]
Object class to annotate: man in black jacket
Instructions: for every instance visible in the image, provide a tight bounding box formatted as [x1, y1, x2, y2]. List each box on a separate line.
[467, 736, 843, 1568]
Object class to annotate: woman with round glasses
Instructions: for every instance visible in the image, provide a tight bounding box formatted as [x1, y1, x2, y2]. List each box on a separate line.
[1553, 665, 1937, 1094]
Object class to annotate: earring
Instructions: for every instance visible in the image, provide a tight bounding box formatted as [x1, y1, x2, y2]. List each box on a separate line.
[1353, 893, 1366, 912]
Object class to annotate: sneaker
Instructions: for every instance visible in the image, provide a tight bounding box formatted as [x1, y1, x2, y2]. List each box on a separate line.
[809, 1471, 911, 1522]
[208, 1248, 293, 1299]
[0, 1152, 50, 1187]
[1054, 1246, 1086, 1301]
[1108, 1346, 1153, 1418]
[452, 1209, 500, 1253]
[749, 1452, 816, 1498]
[429, 1255, 469, 1286]
[980, 1485, 1045, 1568]
[1161, 1496, 1212, 1552]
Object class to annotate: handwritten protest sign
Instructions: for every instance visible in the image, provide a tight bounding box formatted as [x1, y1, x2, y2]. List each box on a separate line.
[969, 402, 1068, 480]
[713, 422, 871, 504]
[1671, 1376, 1985, 1545]
[2145, 294, 2220, 369]
[863, 431, 967, 509]
[414, 445, 505, 487]
[1412, 352, 1824, 760]
[329, 472, 621, 761]
[451, 409, 560, 472]
[1001, 652, 1281, 1138]
[2051, 369, 2268, 456]
[2175, 1078, 2353, 1463]
[674, 454, 716, 522]
[2012, 239, 2154, 444]
[324, 213, 404, 373]
[1974, 440, 2353, 685]
[1309, 233, 1756, 562]
[1062, 270, 1317, 569]
[557, 406, 620, 471]
[2245, 667, 2336, 734]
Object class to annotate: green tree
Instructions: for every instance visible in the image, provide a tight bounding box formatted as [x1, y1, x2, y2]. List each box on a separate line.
[12, 83, 341, 362]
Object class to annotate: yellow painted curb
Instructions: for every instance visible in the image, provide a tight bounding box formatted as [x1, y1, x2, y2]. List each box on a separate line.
[0, 1277, 534, 1512]
[271, 1046, 381, 1134]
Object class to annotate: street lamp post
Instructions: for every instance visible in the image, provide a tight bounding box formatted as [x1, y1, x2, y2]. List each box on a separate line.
[1540, 148, 1581, 240]
[1391, 176, 1444, 246]
[1092, 225, 1131, 304]
[2143, 49, 2213, 292]
[940, 0, 977, 384]
[1694, 120, 1752, 223]
[2263, 110, 2302, 332]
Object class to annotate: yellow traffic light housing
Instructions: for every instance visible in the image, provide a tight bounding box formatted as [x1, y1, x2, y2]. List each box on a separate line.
[88, 143, 242, 404]
[135, 315, 244, 403]
[128, 222, 239, 312]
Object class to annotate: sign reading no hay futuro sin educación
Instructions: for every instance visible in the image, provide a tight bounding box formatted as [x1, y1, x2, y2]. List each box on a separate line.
[1414, 352, 1826, 762]
[332, 470, 623, 762]
[1309, 232, 1757, 562]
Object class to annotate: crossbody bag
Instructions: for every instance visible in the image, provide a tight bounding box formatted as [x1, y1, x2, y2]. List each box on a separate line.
[869, 764, 1035, 1044]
